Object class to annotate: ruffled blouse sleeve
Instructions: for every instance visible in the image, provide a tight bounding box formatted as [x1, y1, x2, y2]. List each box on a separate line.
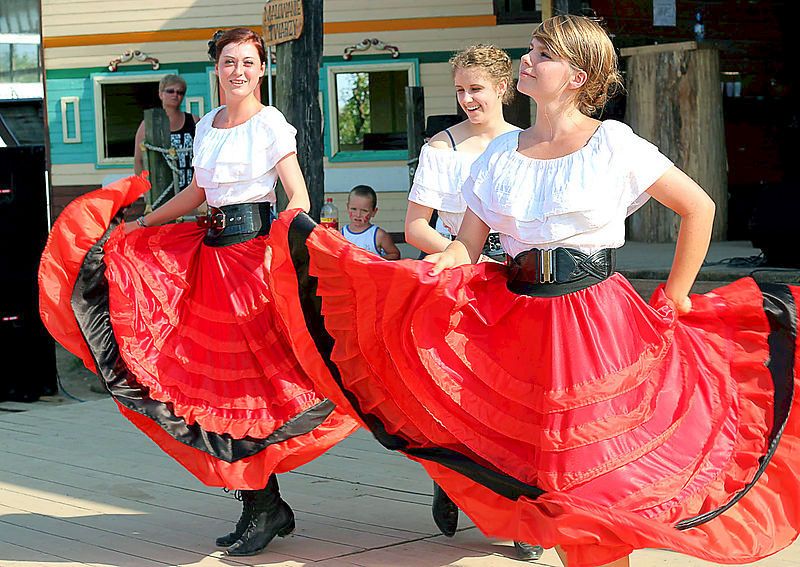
[192, 106, 297, 188]
[408, 145, 473, 213]
[604, 121, 674, 216]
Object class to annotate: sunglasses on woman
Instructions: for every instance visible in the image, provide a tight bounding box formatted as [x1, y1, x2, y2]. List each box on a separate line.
[163, 88, 186, 95]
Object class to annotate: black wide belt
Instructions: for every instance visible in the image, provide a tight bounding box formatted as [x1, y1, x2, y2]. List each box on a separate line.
[506, 247, 616, 297]
[200, 202, 272, 247]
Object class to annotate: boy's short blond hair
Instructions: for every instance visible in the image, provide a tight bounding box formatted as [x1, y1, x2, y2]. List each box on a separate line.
[348, 185, 377, 209]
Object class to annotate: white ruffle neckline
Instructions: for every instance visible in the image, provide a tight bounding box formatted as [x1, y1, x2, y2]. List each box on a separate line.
[463, 120, 674, 248]
[193, 106, 296, 188]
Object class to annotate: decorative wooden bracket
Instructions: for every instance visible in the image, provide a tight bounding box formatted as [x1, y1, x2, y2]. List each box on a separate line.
[343, 38, 400, 60]
[108, 50, 160, 72]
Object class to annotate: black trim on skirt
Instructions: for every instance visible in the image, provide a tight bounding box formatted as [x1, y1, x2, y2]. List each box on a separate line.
[675, 282, 796, 530]
[288, 213, 798, 526]
[70, 211, 335, 463]
[287, 213, 545, 501]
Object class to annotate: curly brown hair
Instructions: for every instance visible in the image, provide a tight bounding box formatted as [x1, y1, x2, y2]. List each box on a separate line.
[531, 15, 623, 116]
[450, 44, 515, 105]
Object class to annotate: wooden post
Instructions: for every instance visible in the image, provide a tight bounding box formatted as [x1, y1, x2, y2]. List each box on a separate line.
[623, 41, 727, 242]
[541, 0, 552, 20]
[274, 0, 324, 220]
[142, 108, 172, 212]
[405, 86, 425, 190]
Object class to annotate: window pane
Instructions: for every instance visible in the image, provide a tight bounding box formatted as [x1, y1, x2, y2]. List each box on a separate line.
[0, 0, 40, 34]
[335, 70, 408, 152]
[494, 0, 541, 24]
[0, 44, 11, 83]
[102, 82, 161, 159]
[10, 43, 40, 83]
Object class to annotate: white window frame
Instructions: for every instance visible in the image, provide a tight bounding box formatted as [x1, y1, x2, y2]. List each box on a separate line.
[92, 73, 168, 166]
[208, 69, 219, 109]
[60, 96, 81, 144]
[185, 96, 204, 117]
[324, 60, 417, 159]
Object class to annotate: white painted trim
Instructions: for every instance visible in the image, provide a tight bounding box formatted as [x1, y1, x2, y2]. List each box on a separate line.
[92, 72, 168, 166]
[185, 96, 204, 117]
[208, 69, 219, 109]
[325, 61, 417, 157]
[0, 33, 40, 44]
[60, 96, 81, 143]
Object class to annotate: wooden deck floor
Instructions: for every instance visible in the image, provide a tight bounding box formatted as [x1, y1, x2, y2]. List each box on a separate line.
[1, 399, 798, 567]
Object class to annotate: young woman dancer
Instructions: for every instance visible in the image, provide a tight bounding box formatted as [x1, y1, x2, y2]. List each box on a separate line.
[39, 28, 357, 557]
[405, 44, 518, 257]
[405, 44, 541, 561]
[269, 15, 800, 567]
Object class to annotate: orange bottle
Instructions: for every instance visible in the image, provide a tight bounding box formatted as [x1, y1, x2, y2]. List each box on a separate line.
[320, 197, 339, 230]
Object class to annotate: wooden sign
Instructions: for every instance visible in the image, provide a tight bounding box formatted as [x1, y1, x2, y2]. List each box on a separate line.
[263, 0, 304, 47]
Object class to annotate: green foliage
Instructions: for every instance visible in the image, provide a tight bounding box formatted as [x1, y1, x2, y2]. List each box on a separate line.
[337, 72, 371, 146]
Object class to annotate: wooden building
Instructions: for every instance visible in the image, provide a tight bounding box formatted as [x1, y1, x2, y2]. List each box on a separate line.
[41, 0, 543, 230]
[42, 0, 796, 239]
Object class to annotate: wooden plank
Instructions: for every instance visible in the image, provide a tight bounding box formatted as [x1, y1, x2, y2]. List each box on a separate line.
[0, 537, 93, 566]
[620, 41, 698, 57]
[0, 516, 169, 567]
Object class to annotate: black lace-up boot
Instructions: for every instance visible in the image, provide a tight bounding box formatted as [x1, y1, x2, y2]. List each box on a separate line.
[514, 541, 544, 561]
[225, 475, 295, 557]
[431, 482, 459, 537]
[216, 490, 254, 547]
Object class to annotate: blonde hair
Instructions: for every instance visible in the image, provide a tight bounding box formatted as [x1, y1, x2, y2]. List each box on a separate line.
[450, 44, 515, 105]
[159, 74, 187, 92]
[532, 15, 623, 115]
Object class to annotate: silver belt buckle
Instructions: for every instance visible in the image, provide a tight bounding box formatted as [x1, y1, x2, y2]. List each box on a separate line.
[539, 249, 555, 283]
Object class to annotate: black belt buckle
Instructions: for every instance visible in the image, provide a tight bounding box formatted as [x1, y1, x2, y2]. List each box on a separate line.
[482, 233, 505, 261]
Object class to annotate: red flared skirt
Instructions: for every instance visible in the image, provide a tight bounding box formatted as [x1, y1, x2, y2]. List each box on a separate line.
[269, 211, 800, 567]
[38, 177, 358, 489]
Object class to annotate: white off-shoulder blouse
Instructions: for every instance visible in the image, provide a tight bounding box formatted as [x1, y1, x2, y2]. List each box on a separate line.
[408, 144, 477, 235]
[192, 105, 297, 207]
[462, 120, 674, 256]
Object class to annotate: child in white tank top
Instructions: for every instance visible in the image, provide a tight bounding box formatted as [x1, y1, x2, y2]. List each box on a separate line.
[341, 185, 401, 260]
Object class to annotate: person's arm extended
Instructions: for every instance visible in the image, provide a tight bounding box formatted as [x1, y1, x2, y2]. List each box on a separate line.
[646, 166, 716, 314]
[133, 121, 145, 175]
[427, 208, 489, 275]
[405, 201, 453, 254]
[377, 228, 401, 260]
[125, 177, 206, 234]
[275, 153, 310, 213]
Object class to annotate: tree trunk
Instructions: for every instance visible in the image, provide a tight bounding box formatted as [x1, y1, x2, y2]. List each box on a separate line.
[274, 0, 324, 220]
[623, 42, 727, 242]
